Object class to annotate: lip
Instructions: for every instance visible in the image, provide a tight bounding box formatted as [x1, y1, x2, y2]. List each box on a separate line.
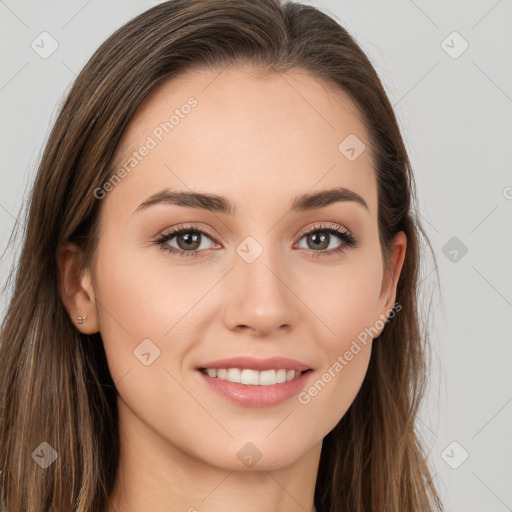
[196, 356, 313, 372]
[196, 367, 314, 408]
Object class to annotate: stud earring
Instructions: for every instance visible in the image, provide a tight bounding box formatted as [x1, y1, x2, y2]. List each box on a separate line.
[77, 314, 88, 325]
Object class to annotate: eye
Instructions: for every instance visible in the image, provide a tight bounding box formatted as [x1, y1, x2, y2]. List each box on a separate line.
[295, 222, 358, 258]
[152, 222, 358, 259]
[153, 223, 218, 258]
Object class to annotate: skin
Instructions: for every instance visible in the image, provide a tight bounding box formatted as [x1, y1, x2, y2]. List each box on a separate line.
[58, 65, 406, 512]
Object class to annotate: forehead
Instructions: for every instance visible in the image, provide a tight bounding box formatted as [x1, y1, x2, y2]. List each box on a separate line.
[106, 65, 377, 219]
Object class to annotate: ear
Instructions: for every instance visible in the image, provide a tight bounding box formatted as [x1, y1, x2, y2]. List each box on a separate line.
[56, 241, 100, 334]
[375, 231, 407, 330]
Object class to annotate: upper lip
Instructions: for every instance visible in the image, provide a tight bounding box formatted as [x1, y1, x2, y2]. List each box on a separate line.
[197, 356, 313, 372]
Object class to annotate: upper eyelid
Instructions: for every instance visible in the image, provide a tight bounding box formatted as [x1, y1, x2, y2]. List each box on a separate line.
[158, 223, 219, 243]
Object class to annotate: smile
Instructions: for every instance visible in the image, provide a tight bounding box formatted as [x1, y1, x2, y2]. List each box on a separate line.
[198, 367, 309, 385]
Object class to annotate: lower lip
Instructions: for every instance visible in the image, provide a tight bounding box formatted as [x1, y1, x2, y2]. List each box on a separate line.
[196, 369, 314, 407]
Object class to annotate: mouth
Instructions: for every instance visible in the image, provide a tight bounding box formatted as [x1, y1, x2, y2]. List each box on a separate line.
[197, 367, 313, 386]
[196, 366, 315, 407]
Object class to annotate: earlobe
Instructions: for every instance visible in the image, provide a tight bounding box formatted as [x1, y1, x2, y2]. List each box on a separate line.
[56, 242, 100, 334]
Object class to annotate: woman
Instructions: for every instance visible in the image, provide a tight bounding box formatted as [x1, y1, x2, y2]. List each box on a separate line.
[0, 0, 442, 510]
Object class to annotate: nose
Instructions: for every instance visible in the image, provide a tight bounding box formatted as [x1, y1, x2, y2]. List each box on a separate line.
[221, 249, 301, 337]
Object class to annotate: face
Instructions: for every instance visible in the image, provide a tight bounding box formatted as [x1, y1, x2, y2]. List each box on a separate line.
[72, 65, 405, 471]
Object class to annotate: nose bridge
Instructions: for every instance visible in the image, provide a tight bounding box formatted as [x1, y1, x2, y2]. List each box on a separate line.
[222, 233, 300, 334]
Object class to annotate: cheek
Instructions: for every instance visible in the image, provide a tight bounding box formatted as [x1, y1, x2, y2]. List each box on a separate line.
[297, 246, 384, 349]
[91, 241, 215, 443]
[295, 274, 378, 436]
[297, 341, 372, 442]
[291, 250, 382, 430]
[92, 235, 220, 381]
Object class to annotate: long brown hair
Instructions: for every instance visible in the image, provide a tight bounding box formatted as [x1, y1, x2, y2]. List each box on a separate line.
[0, 0, 442, 510]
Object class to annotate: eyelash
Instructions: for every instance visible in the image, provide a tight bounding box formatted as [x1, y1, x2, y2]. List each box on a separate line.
[152, 222, 358, 259]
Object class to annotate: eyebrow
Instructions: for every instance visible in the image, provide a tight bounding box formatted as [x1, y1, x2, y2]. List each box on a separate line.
[133, 186, 369, 216]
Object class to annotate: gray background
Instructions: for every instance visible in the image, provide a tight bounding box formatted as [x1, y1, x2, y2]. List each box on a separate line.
[1, 1, 511, 510]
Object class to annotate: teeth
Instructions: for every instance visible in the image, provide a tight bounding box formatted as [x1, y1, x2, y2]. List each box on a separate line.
[202, 368, 304, 385]
[259, 369, 277, 385]
[227, 368, 241, 383]
[241, 369, 259, 385]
